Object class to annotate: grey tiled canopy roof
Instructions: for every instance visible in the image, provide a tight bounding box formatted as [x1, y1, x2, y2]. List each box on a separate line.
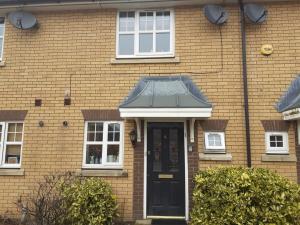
[119, 76, 212, 108]
[276, 75, 300, 113]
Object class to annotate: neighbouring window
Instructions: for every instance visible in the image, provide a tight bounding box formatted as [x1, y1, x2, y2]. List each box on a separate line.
[204, 132, 226, 153]
[0, 17, 4, 60]
[265, 132, 289, 154]
[83, 121, 123, 168]
[117, 10, 174, 58]
[0, 122, 24, 168]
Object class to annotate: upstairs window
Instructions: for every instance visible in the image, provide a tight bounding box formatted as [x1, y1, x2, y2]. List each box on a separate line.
[117, 10, 174, 58]
[0, 17, 4, 60]
[83, 121, 124, 169]
[265, 132, 289, 154]
[204, 132, 226, 153]
[0, 122, 24, 168]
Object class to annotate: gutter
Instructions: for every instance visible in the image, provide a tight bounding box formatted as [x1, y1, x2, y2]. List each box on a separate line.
[0, 0, 292, 10]
[239, 0, 252, 168]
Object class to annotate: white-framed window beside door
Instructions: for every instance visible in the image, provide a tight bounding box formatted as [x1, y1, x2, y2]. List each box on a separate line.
[117, 10, 175, 58]
[0, 122, 24, 168]
[204, 132, 226, 153]
[83, 121, 124, 169]
[265, 132, 289, 154]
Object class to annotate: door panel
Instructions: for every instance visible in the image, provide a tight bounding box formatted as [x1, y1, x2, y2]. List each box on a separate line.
[147, 122, 185, 217]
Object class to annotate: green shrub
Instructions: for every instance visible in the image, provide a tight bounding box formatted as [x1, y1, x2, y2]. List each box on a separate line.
[190, 167, 300, 225]
[60, 177, 118, 225]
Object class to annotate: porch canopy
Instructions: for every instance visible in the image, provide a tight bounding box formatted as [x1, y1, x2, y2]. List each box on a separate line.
[119, 76, 213, 142]
[276, 75, 300, 120]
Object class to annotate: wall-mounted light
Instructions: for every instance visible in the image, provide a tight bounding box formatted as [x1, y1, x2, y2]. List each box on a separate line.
[129, 129, 137, 147]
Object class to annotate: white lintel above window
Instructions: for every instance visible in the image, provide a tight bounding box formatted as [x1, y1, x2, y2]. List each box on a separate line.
[116, 10, 175, 58]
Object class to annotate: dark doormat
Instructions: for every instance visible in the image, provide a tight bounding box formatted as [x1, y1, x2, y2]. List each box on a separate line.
[152, 219, 187, 225]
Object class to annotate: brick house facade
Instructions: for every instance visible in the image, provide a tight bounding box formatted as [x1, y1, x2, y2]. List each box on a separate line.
[0, 0, 299, 222]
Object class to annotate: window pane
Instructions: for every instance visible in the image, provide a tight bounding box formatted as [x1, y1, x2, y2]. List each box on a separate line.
[95, 132, 103, 142]
[0, 27, 4, 36]
[139, 12, 153, 31]
[108, 123, 120, 141]
[270, 136, 276, 142]
[108, 132, 113, 141]
[153, 129, 162, 172]
[270, 141, 276, 147]
[119, 34, 134, 55]
[0, 124, 2, 141]
[139, 33, 153, 53]
[96, 123, 103, 132]
[169, 129, 179, 172]
[16, 123, 23, 132]
[107, 145, 120, 163]
[8, 124, 16, 132]
[277, 136, 283, 142]
[114, 132, 120, 142]
[277, 142, 283, 147]
[108, 123, 114, 132]
[156, 11, 170, 30]
[156, 32, 170, 52]
[88, 123, 95, 132]
[215, 137, 222, 146]
[5, 145, 21, 164]
[0, 39, 2, 57]
[87, 132, 95, 142]
[119, 11, 135, 32]
[7, 133, 15, 142]
[86, 145, 102, 164]
[15, 133, 22, 142]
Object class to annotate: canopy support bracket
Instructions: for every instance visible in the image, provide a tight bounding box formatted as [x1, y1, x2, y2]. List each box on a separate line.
[135, 118, 141, 142]
[190, 118, 196, 143]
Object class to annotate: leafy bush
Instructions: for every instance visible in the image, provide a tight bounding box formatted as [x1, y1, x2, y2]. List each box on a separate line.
[60, 177, 118, 225]
[190, 167, 300, 225]
[16, 173, 75, 225]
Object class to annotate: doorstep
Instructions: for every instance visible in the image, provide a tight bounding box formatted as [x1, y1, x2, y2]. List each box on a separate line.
[135, 219, 152, 225]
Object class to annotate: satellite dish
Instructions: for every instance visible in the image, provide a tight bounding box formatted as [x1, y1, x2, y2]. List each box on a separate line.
[203, 5, 229, 25]
[244, 4, 267, 24]
[8, 11, 38, 30]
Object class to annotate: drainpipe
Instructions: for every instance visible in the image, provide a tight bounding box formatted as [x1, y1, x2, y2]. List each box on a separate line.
[239, 0, 252, 168]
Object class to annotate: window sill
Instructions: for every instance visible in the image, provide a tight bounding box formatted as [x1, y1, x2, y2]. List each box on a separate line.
[0, 61, 5, 67]
[261, 154, 296, 162]
[199, 153, 232, 161]
[80, 169, 128, 177]
[0, 168, 24, 176]
[111, 57, 180, 64]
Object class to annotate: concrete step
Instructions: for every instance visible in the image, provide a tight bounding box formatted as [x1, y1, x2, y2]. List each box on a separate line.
[135, 219, 152, 225]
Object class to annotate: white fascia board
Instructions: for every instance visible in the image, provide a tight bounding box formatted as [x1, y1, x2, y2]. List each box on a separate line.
[119, 108, 212, 118]
[282, 108, 300, 120]
[0, 0, 290, 13]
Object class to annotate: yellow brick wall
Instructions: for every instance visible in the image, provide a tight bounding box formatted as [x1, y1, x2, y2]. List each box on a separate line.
[0, 1, 299, 220]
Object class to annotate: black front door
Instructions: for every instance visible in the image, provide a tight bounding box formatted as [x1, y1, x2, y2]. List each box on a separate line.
[147, 122, 185, 217]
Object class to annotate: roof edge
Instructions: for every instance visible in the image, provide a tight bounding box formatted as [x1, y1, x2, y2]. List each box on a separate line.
[0, 0, 295, 13]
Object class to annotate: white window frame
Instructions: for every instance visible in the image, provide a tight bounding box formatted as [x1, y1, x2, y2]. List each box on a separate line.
[204, 132, 226, 152]
[0, 122, 24, 168]
[265, 132, 289, 154]
[0, 17, 5, 61]
[82, 121, 124, 169]
[116, 9, 175, 58]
